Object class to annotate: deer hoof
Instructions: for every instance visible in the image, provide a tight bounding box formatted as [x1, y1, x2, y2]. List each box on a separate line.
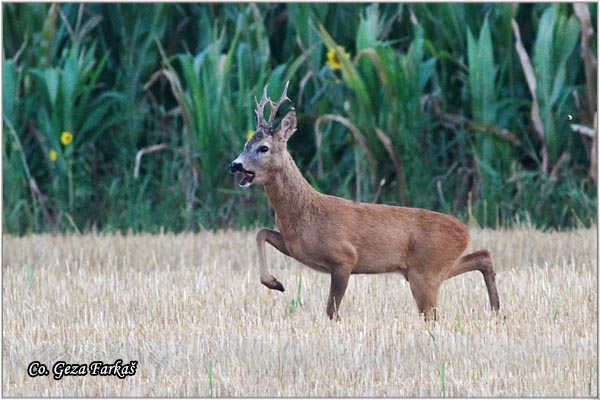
[271, 277, 285, 292]
[273, 280, 285, 292]
[262, 276, 285, 292]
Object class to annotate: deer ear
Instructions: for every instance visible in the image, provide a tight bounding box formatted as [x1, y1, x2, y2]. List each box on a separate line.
[275, 108, 297, 141]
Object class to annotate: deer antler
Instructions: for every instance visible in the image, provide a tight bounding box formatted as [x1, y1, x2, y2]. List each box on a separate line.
[254, 81, 291, 130]
[254, 85, 270, 128]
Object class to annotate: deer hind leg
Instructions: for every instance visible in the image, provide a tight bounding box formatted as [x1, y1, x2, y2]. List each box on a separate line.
[256, 228, 289, 292]
[407, 271, 441, 321]
[445, 249, 500, 311]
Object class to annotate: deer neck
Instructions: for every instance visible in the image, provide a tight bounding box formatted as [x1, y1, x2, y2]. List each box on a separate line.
[263, 151, 318, 230]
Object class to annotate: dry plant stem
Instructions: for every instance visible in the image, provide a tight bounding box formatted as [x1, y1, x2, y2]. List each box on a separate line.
[439, 112, 536, 160]
[355, 49, 388, 86]
[571, 124, 595, 138]
[28, 120, 54, 176]
[511, 18, 551, 174]
[28, 177, 53, 224]
[143, 63, 198, 209]
[297, 70, 313, 107]
[573, 3, 597, 120]
[4, 116, 43, 218]
[549, 152, 571, 182]
[314, 114, 378, 194]
[371, 178, 386, 204]
[374, 127, 408, 206]
[133, 143, 169, 179]
[144, 68, 189, 127]
[593, 115, 598, 184]
[57, 5, 75, 42]
[572, 3, 598, 184]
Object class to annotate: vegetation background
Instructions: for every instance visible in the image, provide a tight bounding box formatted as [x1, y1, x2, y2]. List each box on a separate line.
[3, 3, 597, 234]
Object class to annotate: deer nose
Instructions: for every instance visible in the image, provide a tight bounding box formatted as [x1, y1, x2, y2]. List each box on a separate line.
[229, 161, 244, 173]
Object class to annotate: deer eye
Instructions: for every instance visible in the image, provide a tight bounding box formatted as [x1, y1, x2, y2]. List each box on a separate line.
[257, 145, 269, 154]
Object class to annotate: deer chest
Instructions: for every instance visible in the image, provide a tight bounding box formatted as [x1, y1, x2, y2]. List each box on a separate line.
[280, 232, 332, 274]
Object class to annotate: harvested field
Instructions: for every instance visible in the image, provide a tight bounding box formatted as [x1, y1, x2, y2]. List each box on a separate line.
[2, 227, 597, 397]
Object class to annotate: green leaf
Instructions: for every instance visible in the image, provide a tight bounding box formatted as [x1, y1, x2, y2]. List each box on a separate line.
[77, 94, 119, 139]
[61, 46, 80, 132]
[357, 4, 380, 51]
[2, 59, 18, 121]
[532, 5, 581, 161]
[467, 16, 497, 125]
[288, 4, 322, 71]
[61, 46, 79, 100]
[533, 5, 557, 108]
[549, 14, 580, 107]
[44, 68, 59, 106]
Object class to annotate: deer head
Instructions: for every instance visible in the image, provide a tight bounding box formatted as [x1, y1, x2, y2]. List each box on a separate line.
[229, 81, 297, 187]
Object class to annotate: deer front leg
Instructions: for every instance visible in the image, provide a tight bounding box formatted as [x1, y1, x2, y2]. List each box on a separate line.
[256, 228, 289, 292]
[326, 270, 351, 320]
[408, 273, 441, 322]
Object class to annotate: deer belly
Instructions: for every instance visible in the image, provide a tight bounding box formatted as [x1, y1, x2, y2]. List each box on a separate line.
[352, 262, 407, 275]
[352, 248, 408, 275]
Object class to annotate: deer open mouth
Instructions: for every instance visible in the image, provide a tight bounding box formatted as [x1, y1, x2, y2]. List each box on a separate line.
[239, 170, 255, 187]
[230, 161, 255, 187]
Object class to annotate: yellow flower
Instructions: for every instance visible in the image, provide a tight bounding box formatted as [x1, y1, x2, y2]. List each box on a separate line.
[326, 47, 350, 70]
[61, 131, 73, 146]
[49, 149, 58, 161]
[246, 130, 255, 142]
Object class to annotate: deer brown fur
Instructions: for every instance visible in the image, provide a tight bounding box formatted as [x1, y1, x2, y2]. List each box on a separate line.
[230, 82, 500, 320]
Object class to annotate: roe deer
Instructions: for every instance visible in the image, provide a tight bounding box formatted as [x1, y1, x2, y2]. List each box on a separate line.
[229, 82, 500, 320]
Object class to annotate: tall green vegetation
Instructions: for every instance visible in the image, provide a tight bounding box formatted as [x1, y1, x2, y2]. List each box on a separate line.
[3, 3, 597, 234]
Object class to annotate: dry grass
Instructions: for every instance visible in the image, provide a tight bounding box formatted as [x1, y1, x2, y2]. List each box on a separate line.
[2, 227, 597, 397]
